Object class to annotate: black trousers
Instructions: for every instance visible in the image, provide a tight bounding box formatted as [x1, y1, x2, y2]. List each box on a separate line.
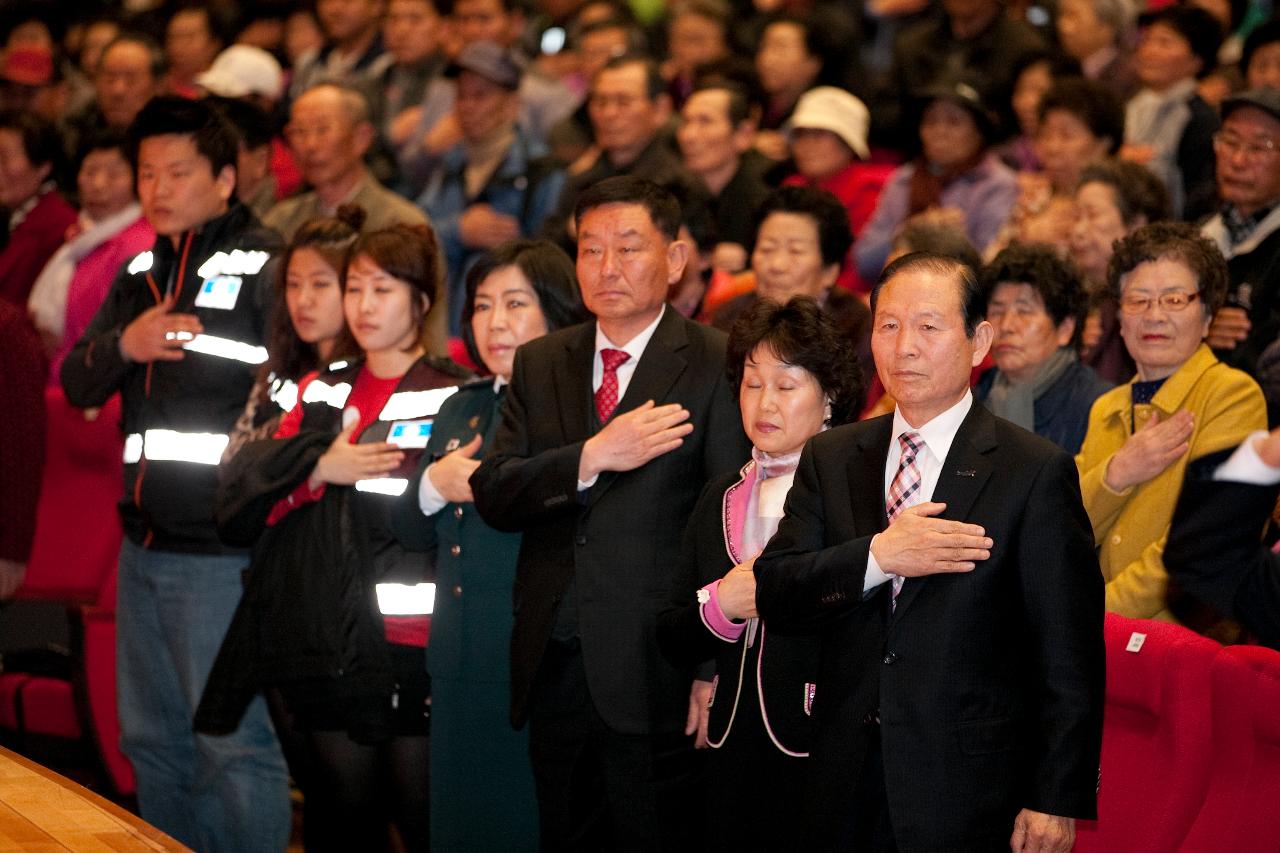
[840, 724, 898, 853]
[528, 637, 704, 853]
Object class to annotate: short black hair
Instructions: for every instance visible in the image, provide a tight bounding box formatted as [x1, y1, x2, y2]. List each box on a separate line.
[1243, 17, 1280, 76]
[872, 251, 985, 337]
[687, 79, 753, 126]
[1012, 48, 1082, 88]
[460, 239, 588, 371]
[1038, 76, 1124, 153]
[758, 11, 845, 88]
[1139, 6, 1224, 79]
[597, 52, 665, 100]
[1077, 158, 1171, 226]
[1108, 221, 1228, 318]
[0, 110, 65, 180]
[890, 220, 981, 273]
[981, 243, 1088, 348]
[75, 126, 133, 173]
[208, 95, 274, 151]
[693, 56, 765, 113]
[166, 2, 235, 47]
[753, 186, 852, 269]
[726, 296, 865, 426]
[576, 16, 647, 53]
[575, 175, 682, 241]
[129, 95, 239, 177]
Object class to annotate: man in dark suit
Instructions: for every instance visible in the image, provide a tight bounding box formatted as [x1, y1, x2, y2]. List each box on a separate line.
[471, 175, 749, 851]
[755, 252, 1104, 853]
[1166, 425, 1280, 649]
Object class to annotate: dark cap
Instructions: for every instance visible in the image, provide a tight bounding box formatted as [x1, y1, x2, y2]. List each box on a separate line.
[1221, 87, 1280, 124]
[446, 40, 522, 90]
[915, 78, 1001, 142]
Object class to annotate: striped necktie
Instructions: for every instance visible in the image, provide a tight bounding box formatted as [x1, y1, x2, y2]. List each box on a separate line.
[886, 431, 924, 605]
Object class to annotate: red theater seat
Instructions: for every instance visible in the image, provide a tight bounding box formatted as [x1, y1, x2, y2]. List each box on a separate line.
[1073, 614, 1219, 853]
[1179, 645, 1280, 853]
[0, 389, 133, 795]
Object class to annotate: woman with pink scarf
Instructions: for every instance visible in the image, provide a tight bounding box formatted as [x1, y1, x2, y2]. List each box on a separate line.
[658, 297, 863, 851]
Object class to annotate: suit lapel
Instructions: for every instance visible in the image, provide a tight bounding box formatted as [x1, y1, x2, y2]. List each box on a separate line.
[587, 309, 689, 506]
[556, 322, 597, 444]
[892, 405, 997, 622]
[614, 309, 689, 415]
[849, 415, 893, 537]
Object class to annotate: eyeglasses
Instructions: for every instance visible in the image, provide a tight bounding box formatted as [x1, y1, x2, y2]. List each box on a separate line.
[1212, 132, 1280, 163]
[1119, 291, 1202, 314]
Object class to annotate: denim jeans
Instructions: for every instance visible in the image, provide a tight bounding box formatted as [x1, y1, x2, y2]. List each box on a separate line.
[116, 538, 290, 853]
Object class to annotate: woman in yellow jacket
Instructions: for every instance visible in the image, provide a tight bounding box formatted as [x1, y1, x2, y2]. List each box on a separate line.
[1076, 223, 1266, 626]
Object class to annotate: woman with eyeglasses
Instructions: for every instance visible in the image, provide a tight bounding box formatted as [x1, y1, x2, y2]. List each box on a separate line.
[1075, 222, 1265, 636]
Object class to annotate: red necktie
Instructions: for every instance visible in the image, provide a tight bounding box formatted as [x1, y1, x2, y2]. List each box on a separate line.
[886, 432, 924, 605]
[595, 348, 630, 424]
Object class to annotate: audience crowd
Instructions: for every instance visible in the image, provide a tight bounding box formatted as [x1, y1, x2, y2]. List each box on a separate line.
[4, 0, 1280, 849]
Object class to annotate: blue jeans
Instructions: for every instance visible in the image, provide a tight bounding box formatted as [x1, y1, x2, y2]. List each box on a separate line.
[116, 539, 290, 853]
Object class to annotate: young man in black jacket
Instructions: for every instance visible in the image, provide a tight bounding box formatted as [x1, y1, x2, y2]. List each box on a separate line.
[62, 96, 289, 853]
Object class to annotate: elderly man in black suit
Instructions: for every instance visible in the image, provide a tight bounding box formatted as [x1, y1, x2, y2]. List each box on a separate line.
[471, 176, 749, 851]
[755, 252, 1105, 853]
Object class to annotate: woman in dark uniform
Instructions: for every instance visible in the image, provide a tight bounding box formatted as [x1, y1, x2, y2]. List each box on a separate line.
[391, 239, 586, 852]
[200, 223, 470, 852]
[658, 297, 863, 851]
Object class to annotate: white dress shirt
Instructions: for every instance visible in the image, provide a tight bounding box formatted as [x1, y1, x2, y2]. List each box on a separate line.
[1214, 430, 1280, 485]
[865, 392, 974, 592]
[577, 306, 667, 489]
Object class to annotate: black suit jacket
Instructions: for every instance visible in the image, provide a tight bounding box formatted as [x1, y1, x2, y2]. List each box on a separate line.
[471, 308, 750, 734]
[755, 404, 1104, 851]
[1166, 447, 1280, 649]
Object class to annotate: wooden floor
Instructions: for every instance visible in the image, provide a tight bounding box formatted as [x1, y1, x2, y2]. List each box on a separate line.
[0, 747, 189, 852]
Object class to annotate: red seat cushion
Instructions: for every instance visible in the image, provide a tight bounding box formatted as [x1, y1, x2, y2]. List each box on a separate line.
[0, 673, 81, 739]
[0, 673, 31, 729]
[17, 677, 81, 738]
[1180, 645, 1280, 853]
[1073, 615, 1218, 853]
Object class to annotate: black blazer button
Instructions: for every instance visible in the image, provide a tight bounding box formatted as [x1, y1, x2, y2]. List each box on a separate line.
[882, 652, 898, 665]
[575, 534, 587, 546]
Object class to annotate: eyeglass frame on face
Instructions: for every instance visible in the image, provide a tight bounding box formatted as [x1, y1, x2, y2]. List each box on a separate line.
[1118, 290, 1202, 314]
[1212, 130, 1280, 163]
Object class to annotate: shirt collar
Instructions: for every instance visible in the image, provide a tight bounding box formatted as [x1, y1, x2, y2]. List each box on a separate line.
[1222, 202, 1278, 247]
[892, 391, 973, 465]
[594, 304, 666, 361]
